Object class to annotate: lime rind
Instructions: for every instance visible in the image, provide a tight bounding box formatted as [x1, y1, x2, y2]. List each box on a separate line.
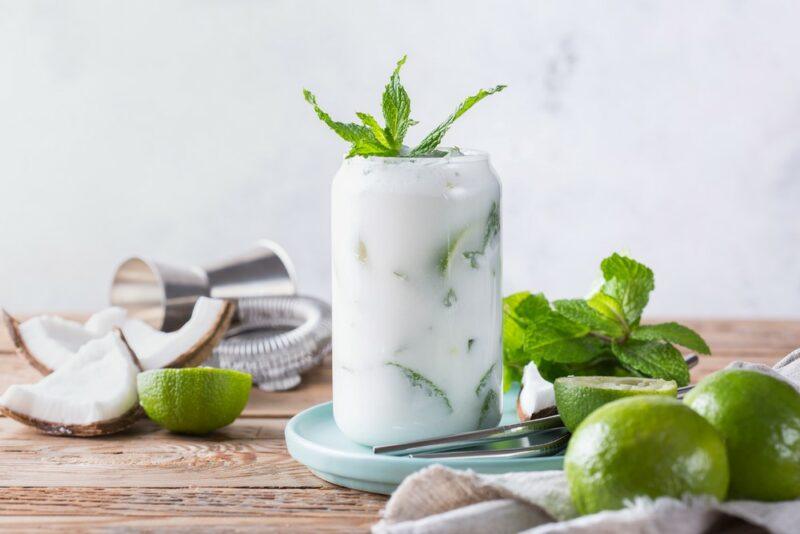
[684, 369, 800, 501]
[137, 367, 252, 435]
[555, 376, 677, 432]
[565, 396, 729, 515]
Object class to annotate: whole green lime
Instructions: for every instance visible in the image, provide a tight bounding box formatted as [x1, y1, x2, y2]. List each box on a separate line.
[684, 369, 800, 501]
[565, 396, 728, 515]
[554, 376, 677, 432]
[137, 368, 252, 435]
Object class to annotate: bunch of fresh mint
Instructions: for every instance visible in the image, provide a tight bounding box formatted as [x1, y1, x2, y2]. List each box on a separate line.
[303, 56, 505, 158]
[504, 253, 710, 388]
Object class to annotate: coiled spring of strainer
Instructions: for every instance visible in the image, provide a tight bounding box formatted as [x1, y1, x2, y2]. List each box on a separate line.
[207, 296, 332, 391]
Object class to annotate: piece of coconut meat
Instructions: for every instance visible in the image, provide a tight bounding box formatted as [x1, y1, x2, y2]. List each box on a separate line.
[0, 332, 142, 436]
[3, 307, 127, 374]
[121, 297, 234, 370]
[4, 297, 234, 374]
[517, 362, 556, 421]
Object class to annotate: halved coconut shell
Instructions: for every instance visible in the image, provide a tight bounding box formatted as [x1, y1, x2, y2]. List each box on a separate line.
[121, 297, 235, 370]
[2, 310, 51, 375]
[3, 298, 234, 374]
[0, 332, 144, 437]
[2, 307, 127, 375]
[0, 404, 145, 437]
[162, 298, 234, 368]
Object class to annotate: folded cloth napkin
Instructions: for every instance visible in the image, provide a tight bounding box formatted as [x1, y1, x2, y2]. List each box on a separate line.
[373, 355, 800, 534]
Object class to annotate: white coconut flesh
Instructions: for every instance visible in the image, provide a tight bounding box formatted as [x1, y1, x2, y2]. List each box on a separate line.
[121, 297, 232, 370]
[7, 297, 232, 373]
[517, 361, 556, 420]
[0, 332, 140, 432]
[12, 307, 128, 372]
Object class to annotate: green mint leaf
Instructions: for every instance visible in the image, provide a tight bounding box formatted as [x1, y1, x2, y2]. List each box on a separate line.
[386, 362, 453, 411]
[598, 253, 655, 325]
[481, 201, 500, 249]
[553, 299, 626, 339]
[611, 340, 689, 386]
[437, 227, 469, 275]
[504, 291, 534, 315]
[463, 251, 481, 269]
[514, 292, 552, 320]
[586, 291, 628, 328]
[303, 89, 371, 144]
[503, 363, 523, 392]
[381, 55, 412, 147]
[346, 136, 397, 158]
[503, 310, 529, 366]
[475, 363, 496, 396]
[631, 322, 710, 354]
[356, 112, 393, 149]
[521, 302, 596, 363]
[503, 292, 551, 365]
[443, 288, 457, 307]
[409, 85, 507, 156]
[524, 330, 605, 364]
[478, 389, 499, 428]
[462, 202, 500, 269]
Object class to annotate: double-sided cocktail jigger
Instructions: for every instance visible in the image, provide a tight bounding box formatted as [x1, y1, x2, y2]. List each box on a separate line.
[110, 240, 297, 331]
[109, 240, 332, 391]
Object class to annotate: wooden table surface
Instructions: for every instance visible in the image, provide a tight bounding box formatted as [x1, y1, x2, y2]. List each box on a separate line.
[0, 318, 798, 532]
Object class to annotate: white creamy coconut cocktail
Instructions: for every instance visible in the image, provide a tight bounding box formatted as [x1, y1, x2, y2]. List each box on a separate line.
[332, 151, 501, 444]
[304, 56, 506, 445]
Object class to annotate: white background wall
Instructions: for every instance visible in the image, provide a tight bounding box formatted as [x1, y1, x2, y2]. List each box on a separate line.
[1, 0, 799, 317]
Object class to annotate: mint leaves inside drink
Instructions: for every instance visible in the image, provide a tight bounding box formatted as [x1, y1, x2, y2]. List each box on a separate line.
[504, 253, 710, 388]
[386, 361, 452, 412]
[303, 56, 505, 157]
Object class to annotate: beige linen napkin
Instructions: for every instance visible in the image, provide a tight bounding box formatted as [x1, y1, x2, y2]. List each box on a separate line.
[373, 354, 800, 534]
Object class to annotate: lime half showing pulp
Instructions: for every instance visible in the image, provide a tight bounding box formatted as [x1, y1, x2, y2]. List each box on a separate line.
[555, 376, 677, 432]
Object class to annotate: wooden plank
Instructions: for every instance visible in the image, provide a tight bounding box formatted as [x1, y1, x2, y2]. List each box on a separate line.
[652, 318, 800, 350]
[0, 487, 386, 518]
[0, 418, 326, 488]
[248, 364, 332, 417]
[0, 515, 379, 532]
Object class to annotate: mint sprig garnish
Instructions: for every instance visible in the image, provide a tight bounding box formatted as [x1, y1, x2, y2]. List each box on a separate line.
[303, 56, 505, 158]
[503, 253, 710, 388]
[382, 56, 414, 146]
[408, 85, 506, 156]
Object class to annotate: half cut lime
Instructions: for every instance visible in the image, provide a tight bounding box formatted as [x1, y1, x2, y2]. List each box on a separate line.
[555, 376, 677, 432]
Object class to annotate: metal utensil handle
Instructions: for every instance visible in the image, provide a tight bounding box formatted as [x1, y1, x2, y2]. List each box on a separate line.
[373, 413, 563, 456]
[410, 430, 571, 459]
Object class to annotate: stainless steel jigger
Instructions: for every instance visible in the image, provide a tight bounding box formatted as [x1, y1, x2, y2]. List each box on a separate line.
[110, 240, 297, 331]
[109, 241, 332, 391]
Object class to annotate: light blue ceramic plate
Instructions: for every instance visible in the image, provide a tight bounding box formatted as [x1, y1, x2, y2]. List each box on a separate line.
[285, 387, 565, 494]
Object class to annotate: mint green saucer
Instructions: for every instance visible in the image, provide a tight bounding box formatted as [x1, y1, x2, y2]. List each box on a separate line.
[285, 388, 565, 494]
